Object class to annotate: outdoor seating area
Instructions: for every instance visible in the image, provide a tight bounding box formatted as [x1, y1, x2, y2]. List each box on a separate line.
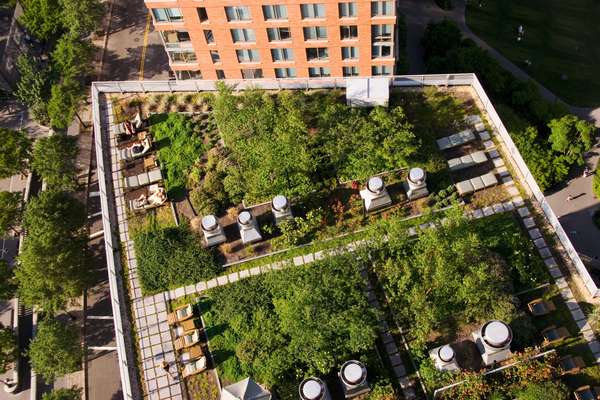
[560, 355, 586, 374]
[436, 129, 477, 151]
[542, 325, 570, 346]
[527, 298, 557, 316]
[119, 134, 153, 162]
[123, 167, 163, 191]
[128, 184, 167, 212]
[174, 329, 201, 351]
[574, 385, 600, 400]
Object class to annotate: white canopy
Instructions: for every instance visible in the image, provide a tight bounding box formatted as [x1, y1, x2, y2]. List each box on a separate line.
[346, 77, 389, 107]
[221, 378, 271, 400]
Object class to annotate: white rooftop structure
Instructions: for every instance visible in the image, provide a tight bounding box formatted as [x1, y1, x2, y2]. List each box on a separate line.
[429, 344, 460, 372]
[299, 377, 331, 400]
[346, 78, 389, 107]
[201, 214, 226, 247]
[472, 320, 513, 366]
[221, 378, 271, 400]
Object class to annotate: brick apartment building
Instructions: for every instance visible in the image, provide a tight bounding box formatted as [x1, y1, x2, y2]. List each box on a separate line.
[144, 0, 398, 80]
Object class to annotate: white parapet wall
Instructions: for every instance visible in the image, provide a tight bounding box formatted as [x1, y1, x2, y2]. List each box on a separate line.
[90, 73, 598, 398]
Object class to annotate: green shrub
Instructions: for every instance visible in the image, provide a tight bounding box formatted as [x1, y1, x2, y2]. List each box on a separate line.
[134, 224, 219, 294]
[593, 168, 600, 199]
[271, 209, 323, 249]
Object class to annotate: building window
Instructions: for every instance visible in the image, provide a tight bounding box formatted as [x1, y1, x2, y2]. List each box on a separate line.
[236, 49, 260, 63]
[341, 46, 359, 60]
[204, 30, 215, 44]
[231, 28, 256, 43]
[267, 27, 291, 41]
[216, 70, 226, 79]
[161, 31, 191, 44]
[168, 50, 197, 63]
[263, 4, 288, 20]
[372, 43, 392, 58]
[343, 66, 359, 76]
[210, 50, 221, 63]
[371, 1, 394, 16]
[303, 26, 327, 41]
[241, 68, 263, 79]
[306, 47, 329, 61]
[372, 65, 392, 75]
[300, 3, 326, 19]
[176, 70, 202, 80]
[152, 8, 183, 23]
[275, 67, 297, 78]
[197, 7, 208, 22]
[372, 24, 393, 41]
[271, 48, 294, 62]
[308, 67, 330, 77]
[225, 6, 251, 21]
[340, 25, 358, 40]
[338, 2, 357, 18]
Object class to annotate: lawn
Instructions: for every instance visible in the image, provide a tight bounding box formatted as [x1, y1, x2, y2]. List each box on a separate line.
[466, 0, 600, 107]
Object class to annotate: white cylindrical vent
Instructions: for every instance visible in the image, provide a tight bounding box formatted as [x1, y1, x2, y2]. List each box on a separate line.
[408, 168, 426, 185]
[201, 215, 218, 232]
[300, 378, 325, 400]
[237, 211, 252, 226]
[367, 176, 384, 194]
[272, 195, 289, 212]
[481, 320, 512, 350]
[340, 360, 367, 388]
[438, 345, 455, 363]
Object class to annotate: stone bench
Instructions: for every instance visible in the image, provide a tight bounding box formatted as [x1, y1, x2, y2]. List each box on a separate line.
[436, 129, 476, 151]
[455, 172, 498, 196]
[124, 168, 163, 190]
[447, 150, 488, 172]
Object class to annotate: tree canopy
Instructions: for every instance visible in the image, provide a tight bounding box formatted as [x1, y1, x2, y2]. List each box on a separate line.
[28, 319, 82, 382]
[31, 135, 79, 191]
[47, 78, 83, 129]
[42, 388, 82, 400]
[0, 324, 17, 373]
[204, 255, 379, 396]
[0, 191, 22, 237]
[19, 0, 63, 41]
[0, 128, 32, 178]
[15, 191, 88, 313]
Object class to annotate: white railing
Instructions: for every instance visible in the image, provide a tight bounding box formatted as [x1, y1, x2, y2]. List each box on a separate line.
[90, 73, 599, 398]
[91, 88, 140, 399]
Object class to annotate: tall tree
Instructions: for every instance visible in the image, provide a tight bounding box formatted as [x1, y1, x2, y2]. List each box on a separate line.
[0, 260, 15, 301]
[59, 0, 103, 37]
[0, 325, 16, 374]
[14, 55, 50, 124]
[18, 0, 63, 41]
[0, 191, 22, 236]
[0, 128, 31, 178]
[30, 135, 78, 191]
[15, 191, 88, 313]
[47, 78, 83, 129]
[51, 34, 95, 79]
[28, 319, 82, 382]
[548, 115, 595, 165]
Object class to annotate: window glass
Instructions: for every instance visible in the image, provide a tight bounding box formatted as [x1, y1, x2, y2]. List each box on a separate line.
[340, 25, 358, 40]
[231, 29, 256, 42]
[204, 30, 215, 44]
[303, 26, 327, 40]
[275, 67, 297, 78]
[216, 70, 226, 79]
[338, 2, 357, 17]
[176, 70, 202, 80]
[308, 67, 330, 77]
[371, 1, 394, 16]
[168, 50, 196, 63]
[263, 5, 288, 20]
[271, 48, 294, 61]
[341, 46, 359, 59]
[241, 68, 263, 79]
[372, 24, 393, 41]
[300, 3, 326, 19]
[372, 65, 392, 75]
[152, 8, 183, 22]
[225, 6, 252, 21]
[343, 66, 359, 76]
[306, 47, 329, 61]
[210, 50, 220, 63]
[267, 27, 291, 41]
[197, 7, 208, 22]
[237, 49, 261, 62]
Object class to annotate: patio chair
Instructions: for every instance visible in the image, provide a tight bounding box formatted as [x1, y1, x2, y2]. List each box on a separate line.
[542, 325, 570, 346]
[560, 355, 585, 374]
[527, 298, 556, 316]
[179, 345, 204, 363]
[172, 319, 197, 338]
[167, 304, 194, 325]
[574, 385, 600, 400]
[174, 329, 201, 351]
[182, 356, 208, 378]
[129, 185, 167, 212]
[119, 136, 153, 162]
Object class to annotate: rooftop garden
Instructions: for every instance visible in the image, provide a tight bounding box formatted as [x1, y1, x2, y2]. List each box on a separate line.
[199, 254, 396, 400]
[118, 85, 504, 295]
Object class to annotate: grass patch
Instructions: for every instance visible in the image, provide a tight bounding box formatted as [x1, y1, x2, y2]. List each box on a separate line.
[466, 0, 600, 106]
